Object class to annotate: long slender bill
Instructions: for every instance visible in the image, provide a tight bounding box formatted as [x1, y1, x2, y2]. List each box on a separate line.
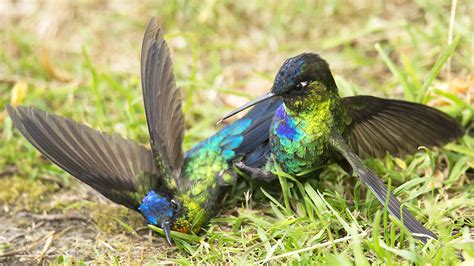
[162, 221, 173, 245]
[218, 92, 275, 124]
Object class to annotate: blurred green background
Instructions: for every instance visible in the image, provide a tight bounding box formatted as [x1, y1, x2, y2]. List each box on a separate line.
[0, 0, 472, 264]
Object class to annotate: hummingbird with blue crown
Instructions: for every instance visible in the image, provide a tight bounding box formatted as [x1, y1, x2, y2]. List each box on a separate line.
[221, 53, 464, 243]
[6, 17, 280, 245]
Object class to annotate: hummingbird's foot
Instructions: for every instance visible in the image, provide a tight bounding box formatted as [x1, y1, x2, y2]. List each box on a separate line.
[235, 162, 276, 182]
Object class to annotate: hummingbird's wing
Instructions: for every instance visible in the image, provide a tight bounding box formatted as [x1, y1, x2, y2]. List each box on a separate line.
[235, 97, 283, 167]
[7, 105, 157, 210]
[342, 96, 463, 159]
[329, 131, 436, 243]
[141, 17, 185, 179]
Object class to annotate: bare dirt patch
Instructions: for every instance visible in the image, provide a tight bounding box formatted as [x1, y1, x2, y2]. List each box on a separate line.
[0, 176, 172, 264]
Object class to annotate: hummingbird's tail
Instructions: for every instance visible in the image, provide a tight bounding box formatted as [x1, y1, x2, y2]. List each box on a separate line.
[330, 131, 437, 243]
[7, 105, 158, 210]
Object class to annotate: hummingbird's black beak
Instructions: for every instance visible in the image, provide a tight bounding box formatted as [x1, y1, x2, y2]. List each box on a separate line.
[162, 221, 173, 245]
[218, 92, 275, 124]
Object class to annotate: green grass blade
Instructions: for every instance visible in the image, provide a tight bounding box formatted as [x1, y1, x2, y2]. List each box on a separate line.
[418, 35, 462, 103]
[375, 43, 413, 101]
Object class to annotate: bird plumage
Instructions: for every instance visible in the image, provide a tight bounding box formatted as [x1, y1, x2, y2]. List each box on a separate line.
[225, 52, 464, 243]
[8, 18, 464, 244]
[342, 95, 464, 158]
[141, 18, 185, 186]
[6, 105, 158, 210]
[7, 17, 276, 243]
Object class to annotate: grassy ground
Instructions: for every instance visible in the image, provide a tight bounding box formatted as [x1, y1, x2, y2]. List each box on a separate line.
[0, 0, 472, 264]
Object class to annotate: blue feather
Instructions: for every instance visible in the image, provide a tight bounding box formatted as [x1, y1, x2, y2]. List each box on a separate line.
[139, 191, 173, 225]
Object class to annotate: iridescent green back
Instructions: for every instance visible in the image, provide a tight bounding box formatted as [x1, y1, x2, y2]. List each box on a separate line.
[172, 118, 252, 230]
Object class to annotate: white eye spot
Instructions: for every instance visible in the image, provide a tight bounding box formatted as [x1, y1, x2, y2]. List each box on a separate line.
[300, 81, 307, 87]
[170, 199, 178, 209]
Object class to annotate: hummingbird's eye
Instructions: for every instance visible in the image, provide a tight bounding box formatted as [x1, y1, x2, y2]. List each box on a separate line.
[170, 199, 178, 210]
[294, 81, 307, 92]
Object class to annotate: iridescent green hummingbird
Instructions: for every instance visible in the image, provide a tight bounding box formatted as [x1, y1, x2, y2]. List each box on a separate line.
[6, 17, 279, 245]
[221, 53, 464, 243]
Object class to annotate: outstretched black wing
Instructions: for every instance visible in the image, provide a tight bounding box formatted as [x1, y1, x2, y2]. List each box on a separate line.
[7, 105, 157, 210]
[343, 96, 463, 159]
[141, 17, 185, 180]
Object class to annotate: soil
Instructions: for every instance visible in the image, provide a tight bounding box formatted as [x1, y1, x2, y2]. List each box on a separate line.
[0, 175, 171, 264]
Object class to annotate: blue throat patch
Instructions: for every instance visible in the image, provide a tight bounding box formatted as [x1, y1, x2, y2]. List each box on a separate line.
[138, 191, 173, 225]
[274, 106, 301, 142]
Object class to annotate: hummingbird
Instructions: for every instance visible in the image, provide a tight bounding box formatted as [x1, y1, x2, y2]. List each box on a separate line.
[6, 17, 279, 245]
[220, 53, 464, 243]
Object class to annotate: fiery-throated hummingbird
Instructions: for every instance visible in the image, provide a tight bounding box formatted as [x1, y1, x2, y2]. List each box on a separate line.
[221, 53, 464, 243]
[7, 17, 279, 245]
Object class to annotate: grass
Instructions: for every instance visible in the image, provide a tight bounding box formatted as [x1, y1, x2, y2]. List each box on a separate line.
[0, 0, 472, 264]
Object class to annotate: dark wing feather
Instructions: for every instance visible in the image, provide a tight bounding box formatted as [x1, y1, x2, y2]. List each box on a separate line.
[141, 17, 185, 177]
[329, 132, 436, 243]
[241, 143, 270, 167]
[7, 105, 157, 210]
[235, 97, 283, 167]
[343, 96, 463, 159]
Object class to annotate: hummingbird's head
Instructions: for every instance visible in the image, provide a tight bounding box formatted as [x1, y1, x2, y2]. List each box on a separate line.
[271, 53, 336, 96]
[270, 53, 338, 111]
[219, 53, 337, 122]
[139, 190, 187, 244]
